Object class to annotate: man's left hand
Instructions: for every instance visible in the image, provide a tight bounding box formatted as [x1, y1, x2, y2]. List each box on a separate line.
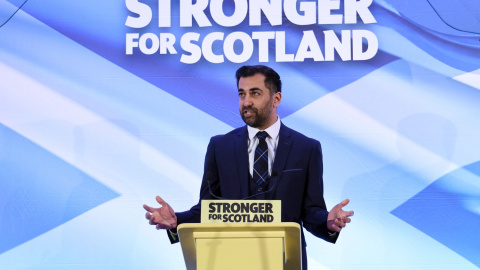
[327, 199, 354, 232]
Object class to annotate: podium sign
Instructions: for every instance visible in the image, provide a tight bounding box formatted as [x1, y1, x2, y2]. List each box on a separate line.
[201, 200, 281, 223]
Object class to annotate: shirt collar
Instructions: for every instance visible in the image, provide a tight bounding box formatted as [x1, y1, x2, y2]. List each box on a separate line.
[247, 116, 281, 141]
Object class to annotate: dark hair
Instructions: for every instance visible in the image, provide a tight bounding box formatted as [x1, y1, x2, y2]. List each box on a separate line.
[235, 65, 282, 94]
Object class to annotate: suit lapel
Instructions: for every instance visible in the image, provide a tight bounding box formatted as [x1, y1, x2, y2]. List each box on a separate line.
[272, 123, 292, 182]
[234, 126, 250, 198]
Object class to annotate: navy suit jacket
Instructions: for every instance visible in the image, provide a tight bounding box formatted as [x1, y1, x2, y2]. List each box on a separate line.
[172, 123, 337, 268]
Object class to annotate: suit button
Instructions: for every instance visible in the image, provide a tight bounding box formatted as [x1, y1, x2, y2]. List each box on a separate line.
[258, 188, 262, 191]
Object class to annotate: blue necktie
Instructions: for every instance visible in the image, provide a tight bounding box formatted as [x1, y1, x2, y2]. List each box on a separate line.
[253, 131, 269, 185]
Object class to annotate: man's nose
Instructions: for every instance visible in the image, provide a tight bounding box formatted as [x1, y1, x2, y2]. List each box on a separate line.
[243, 95, 253, 106]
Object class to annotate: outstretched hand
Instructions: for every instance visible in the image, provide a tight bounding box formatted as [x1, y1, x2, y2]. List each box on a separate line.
[143, 196, 177, 230]
[327, 199, 354, 232]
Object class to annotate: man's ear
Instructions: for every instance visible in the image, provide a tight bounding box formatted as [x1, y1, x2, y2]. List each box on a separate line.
[273, 92, 282, 108]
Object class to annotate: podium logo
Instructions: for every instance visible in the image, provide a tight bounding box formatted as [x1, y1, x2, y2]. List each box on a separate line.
[201, 200, 281, 223]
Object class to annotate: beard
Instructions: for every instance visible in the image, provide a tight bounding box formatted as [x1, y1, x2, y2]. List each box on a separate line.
[240, 99, 273, 128]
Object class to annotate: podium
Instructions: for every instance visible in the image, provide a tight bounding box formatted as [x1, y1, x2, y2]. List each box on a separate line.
[177, 222, 301, 270]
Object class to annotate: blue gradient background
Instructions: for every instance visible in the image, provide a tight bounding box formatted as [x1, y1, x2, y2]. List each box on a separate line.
[0, 0, 479, 269]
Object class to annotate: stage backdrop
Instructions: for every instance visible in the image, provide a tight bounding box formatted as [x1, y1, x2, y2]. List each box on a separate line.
[1, 0, 479, 269]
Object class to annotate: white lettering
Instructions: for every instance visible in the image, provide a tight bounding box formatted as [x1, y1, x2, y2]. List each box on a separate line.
[125, 0, 152, 28]
[180, 0, 211, 27]
[158, 0, 171, 27]
[352, 30, 378, 60]
[125, 33, 139, 54]
[202, 32, 224, 63]
[284, 0, 316, 25]
[210, 0, 248, 27]
[252, 31, 275, 62]
[180, 32, 202, 63]
[160, 33, 177, 54]
[224, 32, 254, 63]
[324, 30, 351, 61]
[250, 0, 282, 26]
[345, 0, 376, 24]
[295, 30, 324, 61]
[318, 0, 342, 24]
[139, 33, 160, 54]
[275, 31, 294, 62]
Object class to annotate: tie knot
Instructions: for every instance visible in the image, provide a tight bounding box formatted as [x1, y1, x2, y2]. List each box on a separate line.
[256, 131, 269, 141]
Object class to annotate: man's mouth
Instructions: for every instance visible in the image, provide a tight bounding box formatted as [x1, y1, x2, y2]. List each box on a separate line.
[243, 107, 256, 117]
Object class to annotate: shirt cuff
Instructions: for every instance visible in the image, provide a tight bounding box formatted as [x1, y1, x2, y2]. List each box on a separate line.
[168, 228, 179, 242]
[327, 230, 338, 238]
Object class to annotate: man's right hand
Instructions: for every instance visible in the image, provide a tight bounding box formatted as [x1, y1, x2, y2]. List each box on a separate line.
[143, 196, 177, 230]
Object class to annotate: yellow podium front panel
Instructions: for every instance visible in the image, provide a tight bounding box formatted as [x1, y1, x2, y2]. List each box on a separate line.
[196, 234, 283, 270]
[177, 223, 301, 270]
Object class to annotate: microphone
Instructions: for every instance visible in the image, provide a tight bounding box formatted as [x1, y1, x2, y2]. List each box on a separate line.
[206, 171, 225, 200]
[206, 171, 278, 200]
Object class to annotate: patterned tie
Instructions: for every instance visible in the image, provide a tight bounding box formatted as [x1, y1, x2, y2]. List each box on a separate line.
[253, 131, 269, 185]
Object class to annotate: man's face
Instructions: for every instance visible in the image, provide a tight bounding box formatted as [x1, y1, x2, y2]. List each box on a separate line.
[238, 73, 281, 130]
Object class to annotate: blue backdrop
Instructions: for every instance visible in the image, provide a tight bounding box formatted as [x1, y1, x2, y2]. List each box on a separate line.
[1, 0, 479, 269]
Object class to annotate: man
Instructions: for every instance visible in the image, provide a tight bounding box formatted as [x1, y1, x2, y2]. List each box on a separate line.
[144, 65, 353, 269]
